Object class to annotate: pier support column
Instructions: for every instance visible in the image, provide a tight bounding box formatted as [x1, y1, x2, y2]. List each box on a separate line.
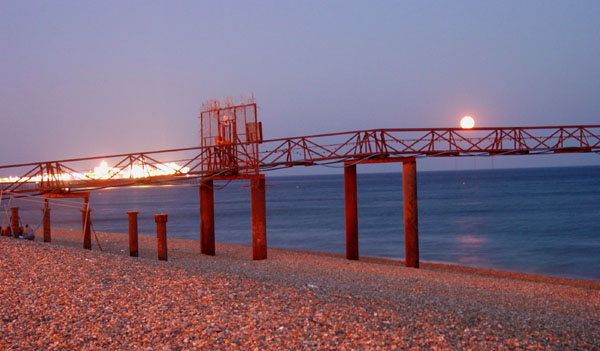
[403, 160, 419, 268]
[81, 206, 92, 250]
[344, 165, 359, 260]
[42, 200, 51, 242]
[127, 211, 139, 257]
[200, 179, 215, 256]
[10, 207, 20, 238]
[154, 213, 168, 261]
[251, 175, 267, 260]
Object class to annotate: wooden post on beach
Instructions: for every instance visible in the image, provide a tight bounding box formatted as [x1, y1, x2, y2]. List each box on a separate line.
[200, 179, 215, 256]
[81, 206, 92, 250]
[154, 213, 168, 261]
[10, 207, 20, 238]
[251, 175, 267, 260]
[127, 211, 139, 257]
[403, 160, 419, 268]
[344, 165, 359, 260]
[42, 199, 51, 242]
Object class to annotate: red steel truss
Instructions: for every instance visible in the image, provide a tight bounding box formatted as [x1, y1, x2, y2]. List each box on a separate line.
[1, 125, 599, 195]
[259, 125, 600, 168]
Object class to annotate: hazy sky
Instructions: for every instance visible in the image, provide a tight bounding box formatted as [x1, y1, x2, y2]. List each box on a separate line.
[2, 1, 599, 172]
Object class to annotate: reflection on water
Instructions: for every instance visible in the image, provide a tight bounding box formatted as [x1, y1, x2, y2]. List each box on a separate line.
[454, 234, 489, 266]
[457, 256, 490, 265]
[455, 235, 487, 245]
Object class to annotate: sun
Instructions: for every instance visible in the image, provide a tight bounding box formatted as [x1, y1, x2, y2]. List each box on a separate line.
[460, 116, 475, 129]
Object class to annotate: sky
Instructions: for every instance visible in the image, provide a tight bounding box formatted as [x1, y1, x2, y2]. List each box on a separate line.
[1, 1, 599, 173]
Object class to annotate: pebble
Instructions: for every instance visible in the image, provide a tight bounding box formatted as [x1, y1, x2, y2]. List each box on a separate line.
[0, 229, 598, 350]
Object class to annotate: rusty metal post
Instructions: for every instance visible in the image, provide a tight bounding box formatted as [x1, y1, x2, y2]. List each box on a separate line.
[251, 175, 267, 260]
[403, 160, 419, 268]
[81, 206, 92, 250]
[42, 199, 51, 242]
[200, 179, 215, 256]
[127, 211, 139, 257]
[154, 213, 168, 261]
[10, 207, 20, 238]
[344, 165, 359, 260]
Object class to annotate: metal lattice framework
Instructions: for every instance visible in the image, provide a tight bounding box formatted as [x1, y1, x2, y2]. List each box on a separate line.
[199, 101, 261, 176]
[258, 125, 600, 168]
[1, 125, 599, 196]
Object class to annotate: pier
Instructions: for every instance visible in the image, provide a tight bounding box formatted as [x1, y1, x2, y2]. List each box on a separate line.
[1, 101, 599, 266]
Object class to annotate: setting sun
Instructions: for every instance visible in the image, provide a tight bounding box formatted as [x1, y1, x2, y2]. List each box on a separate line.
[460, 116, 475, 129]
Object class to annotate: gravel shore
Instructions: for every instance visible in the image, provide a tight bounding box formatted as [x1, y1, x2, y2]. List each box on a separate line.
[1, 229, 598, 350]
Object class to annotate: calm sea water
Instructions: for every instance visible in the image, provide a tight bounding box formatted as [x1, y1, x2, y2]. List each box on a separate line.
[5, 166, 599, 281]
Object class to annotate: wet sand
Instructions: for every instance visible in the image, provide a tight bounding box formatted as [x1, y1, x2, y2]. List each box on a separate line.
[1, 229, 598, 350]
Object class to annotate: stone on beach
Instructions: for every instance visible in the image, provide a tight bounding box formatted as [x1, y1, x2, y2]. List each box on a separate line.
[1, 229, 598, 350]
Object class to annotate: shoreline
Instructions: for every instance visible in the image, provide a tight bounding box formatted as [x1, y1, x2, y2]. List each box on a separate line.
[48, 227, 600, 287]
[2, 228, 598, 349]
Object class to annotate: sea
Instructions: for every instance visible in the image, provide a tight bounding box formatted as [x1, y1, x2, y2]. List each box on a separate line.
[4, 166, 599, 281]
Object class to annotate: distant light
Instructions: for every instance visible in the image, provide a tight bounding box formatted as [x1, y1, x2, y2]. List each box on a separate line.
[460, 116, 475, 129]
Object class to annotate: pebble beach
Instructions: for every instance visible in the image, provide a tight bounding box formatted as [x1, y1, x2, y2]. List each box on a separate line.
[1, 229, 598, 350]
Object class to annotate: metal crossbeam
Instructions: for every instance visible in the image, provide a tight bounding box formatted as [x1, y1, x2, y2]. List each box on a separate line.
[258, 125, 600, 167]
[1, 125, 599, 195]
